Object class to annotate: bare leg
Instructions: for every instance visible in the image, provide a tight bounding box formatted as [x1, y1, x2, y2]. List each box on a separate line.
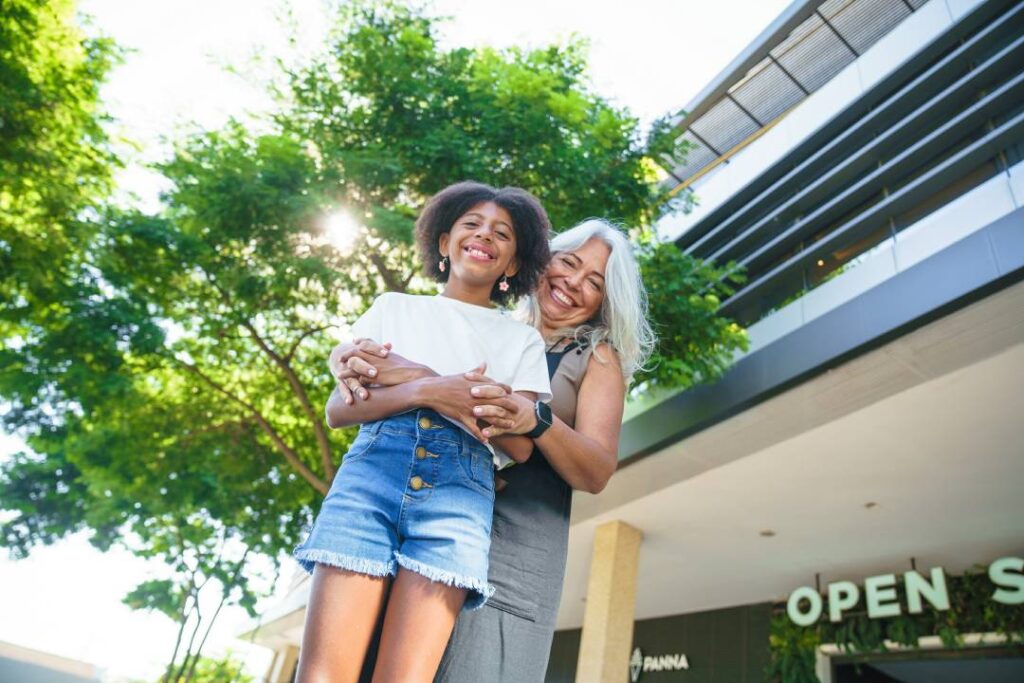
[371, 569, 467, 683]
[296, 564, 390, 683]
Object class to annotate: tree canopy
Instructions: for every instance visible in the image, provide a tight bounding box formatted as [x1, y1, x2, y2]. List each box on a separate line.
[0, 1, 747, 662]
[1, 0, 119, 315]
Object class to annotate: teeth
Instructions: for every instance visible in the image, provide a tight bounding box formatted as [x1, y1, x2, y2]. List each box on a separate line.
[466, 247, 492, 259]
[552, 289, 573, 306]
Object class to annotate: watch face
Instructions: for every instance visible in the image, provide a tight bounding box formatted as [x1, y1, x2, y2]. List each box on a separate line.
[527, 401, 553, 438]
[537, 401, 553, 427]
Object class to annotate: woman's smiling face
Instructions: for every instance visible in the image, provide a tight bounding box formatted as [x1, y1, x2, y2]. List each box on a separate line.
[439, 201, 518, 288]
[536, 237, 610, 333]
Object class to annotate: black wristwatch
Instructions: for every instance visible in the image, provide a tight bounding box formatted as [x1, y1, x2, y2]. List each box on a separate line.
[524, 401, 553, 439]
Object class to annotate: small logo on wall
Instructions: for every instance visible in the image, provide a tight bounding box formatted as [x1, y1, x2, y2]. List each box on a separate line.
[630, 646, 690, 681]
[630, 647, 643, 682]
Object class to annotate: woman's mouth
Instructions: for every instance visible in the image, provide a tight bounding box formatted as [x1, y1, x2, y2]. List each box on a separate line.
[549, 286, 575, 308]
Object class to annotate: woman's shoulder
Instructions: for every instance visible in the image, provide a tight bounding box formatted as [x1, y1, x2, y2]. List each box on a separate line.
[583, 342, 625, 382]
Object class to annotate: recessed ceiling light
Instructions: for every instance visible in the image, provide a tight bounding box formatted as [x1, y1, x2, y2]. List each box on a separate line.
[760, 529, 776, 537]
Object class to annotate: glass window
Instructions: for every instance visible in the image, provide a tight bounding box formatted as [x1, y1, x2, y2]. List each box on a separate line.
[892, 159, 1000, 233]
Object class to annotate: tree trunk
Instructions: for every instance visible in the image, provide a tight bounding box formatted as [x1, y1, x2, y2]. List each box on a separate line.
[162, 578, 198, 683]
[183, 592, 228, 682]
[172, 603, 204, 683]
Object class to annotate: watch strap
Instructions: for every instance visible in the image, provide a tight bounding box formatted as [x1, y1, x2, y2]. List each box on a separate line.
[525, 401, 553, 439]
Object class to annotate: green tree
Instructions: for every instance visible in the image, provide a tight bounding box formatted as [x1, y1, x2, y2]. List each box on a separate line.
[2, 0, 664, 545]
[153, 652, 252, 683]
[275, 1, 660, 294]
[121, 518, 260, 683]
[1, 0, 119, 315]
[635, 230, 749, 390]
[0, 0, 746, 652]
[186, 654, 253, 683]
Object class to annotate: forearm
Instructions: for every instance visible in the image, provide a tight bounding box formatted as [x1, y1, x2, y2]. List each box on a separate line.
[534, 417, 618, 494]
[491, 434, 533, 464]
[325, 380, 428, 428]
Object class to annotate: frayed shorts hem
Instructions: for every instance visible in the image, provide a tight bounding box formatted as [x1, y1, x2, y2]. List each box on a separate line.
[394, 552, 494, 611]
[294, 547, 396, 578]
[293, 547, 493, 611]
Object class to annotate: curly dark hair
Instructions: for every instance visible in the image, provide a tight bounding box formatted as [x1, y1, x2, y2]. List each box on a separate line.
[415, 181, 552, 306]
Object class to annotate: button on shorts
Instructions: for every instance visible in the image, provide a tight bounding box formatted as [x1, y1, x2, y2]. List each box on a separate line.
[294, 409, 496, 609]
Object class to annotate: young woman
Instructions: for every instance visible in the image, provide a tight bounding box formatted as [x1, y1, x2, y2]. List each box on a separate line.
[293, 182, 553, 682]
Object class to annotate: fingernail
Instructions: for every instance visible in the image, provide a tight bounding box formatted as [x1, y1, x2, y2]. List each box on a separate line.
[471, 387, 480, 396]
[473, 407, 482, 414]
[368, 369, 377, 377]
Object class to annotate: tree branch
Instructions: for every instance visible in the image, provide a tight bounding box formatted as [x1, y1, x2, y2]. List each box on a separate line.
[162, 565, 199, 683]
[240, 320, 336, 482]
[284, 324, 335, 363]
[175, 418, 253, 450]
[174, 600, 203, 683]
[198, 270, 336, 482]
[368, 251, 407, 293]
[174, 358, 328, 495]
[184, 549, 250, 683]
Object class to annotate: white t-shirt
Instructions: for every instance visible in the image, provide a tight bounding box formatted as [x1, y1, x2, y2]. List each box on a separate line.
[350, 293, 551, 467]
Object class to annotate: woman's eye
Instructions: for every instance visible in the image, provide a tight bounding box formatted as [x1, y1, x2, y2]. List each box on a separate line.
[560, 256, 575, 268]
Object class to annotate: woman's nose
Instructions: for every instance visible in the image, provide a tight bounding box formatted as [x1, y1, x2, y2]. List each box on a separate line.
[565, 271, 585, 289]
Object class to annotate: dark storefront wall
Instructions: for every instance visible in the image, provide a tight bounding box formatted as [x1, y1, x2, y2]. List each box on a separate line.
[833, 646, 1024, 682]
[546, 603, 771, 683]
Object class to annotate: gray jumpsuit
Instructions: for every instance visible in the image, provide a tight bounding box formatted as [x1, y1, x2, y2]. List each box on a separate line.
[434, 342, 594, 682]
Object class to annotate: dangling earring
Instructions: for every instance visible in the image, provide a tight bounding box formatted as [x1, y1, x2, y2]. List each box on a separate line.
[498, 274, 510, 292]
[439, 255, 449, 273]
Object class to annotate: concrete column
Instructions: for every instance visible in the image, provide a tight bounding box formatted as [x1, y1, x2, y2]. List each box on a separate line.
[263, 650, 279, 682]
[574, 520, 643, 683]
[268, 644, 299, 683]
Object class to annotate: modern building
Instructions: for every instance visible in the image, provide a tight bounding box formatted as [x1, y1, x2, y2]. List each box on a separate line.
[0, 641, 102, 683]
[245, 0, 1024, 680]
[548, 0, 1024, 680]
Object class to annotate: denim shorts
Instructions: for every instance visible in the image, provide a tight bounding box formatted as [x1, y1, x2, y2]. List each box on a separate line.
[294, 409, 496, 610]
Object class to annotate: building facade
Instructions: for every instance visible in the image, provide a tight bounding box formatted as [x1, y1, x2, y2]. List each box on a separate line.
[550, 0, 1024, 680]
[244, 0, 1024, 680]
[0, 641, 101, 683]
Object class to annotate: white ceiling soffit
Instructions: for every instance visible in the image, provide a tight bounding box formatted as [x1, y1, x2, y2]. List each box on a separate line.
[558, 280, 1024, 629]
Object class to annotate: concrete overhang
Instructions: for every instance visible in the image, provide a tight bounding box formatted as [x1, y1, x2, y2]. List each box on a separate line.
[559, 276, 1024, 629]
[238, 574, 310, 650]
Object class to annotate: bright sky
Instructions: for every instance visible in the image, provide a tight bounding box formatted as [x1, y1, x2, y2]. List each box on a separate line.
[0, 0, 790, 680]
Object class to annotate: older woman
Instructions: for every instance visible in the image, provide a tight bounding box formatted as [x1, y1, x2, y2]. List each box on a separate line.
[329, 219, 654, 682]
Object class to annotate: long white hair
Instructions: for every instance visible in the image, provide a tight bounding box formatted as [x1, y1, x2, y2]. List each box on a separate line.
[521, 219, 655, 384]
